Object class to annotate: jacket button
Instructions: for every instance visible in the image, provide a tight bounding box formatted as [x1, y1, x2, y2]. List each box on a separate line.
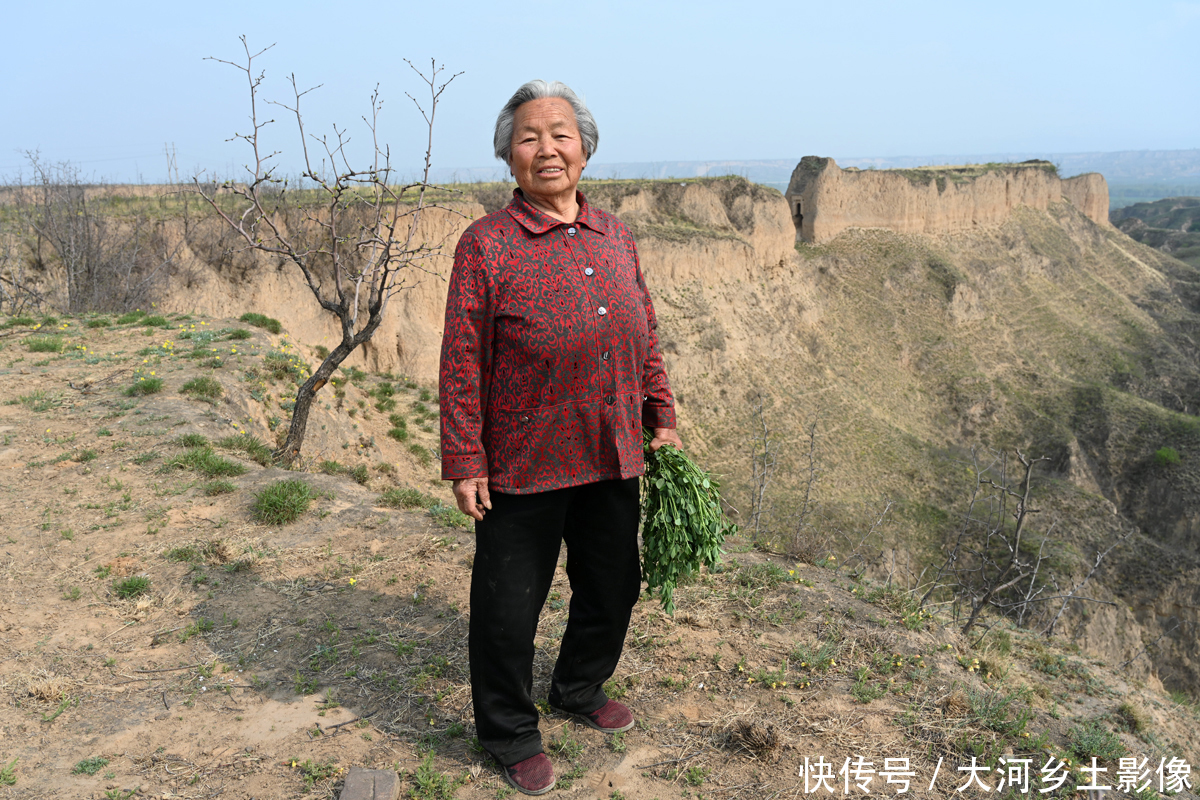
[567, 227, 577, 236]
[601, 351, 610, 361]
[606, 395, 615, 405]
[584, 267, 594, 276]
[597, 307, 607, 316]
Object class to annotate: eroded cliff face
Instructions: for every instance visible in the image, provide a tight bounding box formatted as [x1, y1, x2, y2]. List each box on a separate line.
[785, 156, 1111, 243]
[158, 176, 1200, 693]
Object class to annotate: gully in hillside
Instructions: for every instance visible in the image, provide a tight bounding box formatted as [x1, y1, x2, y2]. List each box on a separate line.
[438, 79, 682, 796]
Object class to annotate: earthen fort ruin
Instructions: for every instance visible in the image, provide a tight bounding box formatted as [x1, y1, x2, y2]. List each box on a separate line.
[784, 156, 1111, 243]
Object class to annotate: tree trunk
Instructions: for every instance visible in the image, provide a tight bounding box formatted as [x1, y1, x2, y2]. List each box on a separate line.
[273, 313, 385, 467]
[274, 339, 355, 466]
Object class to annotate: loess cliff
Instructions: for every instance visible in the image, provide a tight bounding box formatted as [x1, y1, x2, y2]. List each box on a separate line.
[43, 174, 1200, 696]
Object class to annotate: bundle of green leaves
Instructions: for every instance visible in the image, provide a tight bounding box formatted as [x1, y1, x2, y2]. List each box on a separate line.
[641, 430, 734, 613]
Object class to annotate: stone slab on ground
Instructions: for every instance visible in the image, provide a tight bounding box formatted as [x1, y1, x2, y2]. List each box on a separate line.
[339, 768, 401, 800]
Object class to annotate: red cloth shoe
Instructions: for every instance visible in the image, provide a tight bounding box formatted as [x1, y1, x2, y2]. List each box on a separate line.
[576, 699, 634, 733]
[502, 753, 555, 796]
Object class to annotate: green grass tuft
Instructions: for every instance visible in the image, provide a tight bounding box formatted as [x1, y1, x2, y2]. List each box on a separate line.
[18, 390, 63, 412]
[226, 328, 252, 340]
[251, 479, 315, 525]
[26, 335, 65, 353]
[217, 434, 272, 466]
[113, 575, 151, 599]
[379, 487, 438, 509]
[179, 376, 223, 403]
[1155, 446, 1181, 467]
[202, 480, 237, 496]
[72, 757, 109, 775]
[125, 377, 164, 396]
[175, 433, 208, 448]
[1067, 719, 1126, 761]
[239, 312, 282, 334]
[165, 447, 248, 478]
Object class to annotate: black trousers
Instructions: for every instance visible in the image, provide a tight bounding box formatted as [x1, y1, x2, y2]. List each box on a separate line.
[469, 477, 642, 766]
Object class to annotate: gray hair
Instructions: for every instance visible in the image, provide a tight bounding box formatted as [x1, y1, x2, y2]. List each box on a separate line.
[493, 80, 599, 164]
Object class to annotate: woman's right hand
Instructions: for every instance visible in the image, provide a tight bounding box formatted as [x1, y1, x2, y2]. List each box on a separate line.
[452, 477, 492, 522]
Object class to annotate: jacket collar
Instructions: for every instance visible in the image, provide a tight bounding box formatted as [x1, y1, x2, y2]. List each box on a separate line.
[506, 189, 610, 236]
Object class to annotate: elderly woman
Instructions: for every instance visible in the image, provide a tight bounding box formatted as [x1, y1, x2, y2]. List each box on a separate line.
[439, 79, 681, 795]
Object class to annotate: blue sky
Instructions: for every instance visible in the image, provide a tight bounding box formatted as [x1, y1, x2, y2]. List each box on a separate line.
[2, 0, 1197, 182]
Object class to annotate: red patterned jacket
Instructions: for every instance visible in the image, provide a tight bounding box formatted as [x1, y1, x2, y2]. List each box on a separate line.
[439, 190, 675, 494]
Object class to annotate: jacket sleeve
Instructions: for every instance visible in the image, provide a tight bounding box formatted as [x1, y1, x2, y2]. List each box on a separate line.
[439, 229, 493, 480]
[630, 231, 676, 429]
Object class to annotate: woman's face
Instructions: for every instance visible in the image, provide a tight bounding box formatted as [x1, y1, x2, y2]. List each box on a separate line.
[509, 97, 586, 210]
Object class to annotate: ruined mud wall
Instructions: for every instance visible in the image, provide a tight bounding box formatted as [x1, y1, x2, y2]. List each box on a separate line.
[785, 156, 1111, 243]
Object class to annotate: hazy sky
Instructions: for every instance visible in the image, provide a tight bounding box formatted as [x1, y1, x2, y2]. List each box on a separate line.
[2, 0, 1198, 183]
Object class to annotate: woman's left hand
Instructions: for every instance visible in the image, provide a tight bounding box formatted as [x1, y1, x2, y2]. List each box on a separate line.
[649, 427, 683, 452]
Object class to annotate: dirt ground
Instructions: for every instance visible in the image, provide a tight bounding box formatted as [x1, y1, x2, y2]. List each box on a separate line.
[0, 312, 1197, 800]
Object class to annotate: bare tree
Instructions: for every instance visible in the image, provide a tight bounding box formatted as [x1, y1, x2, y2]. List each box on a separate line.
[918, 447, 1124, 637]
[194, 38, 459, 465]
[12, 154, 179, 312]
[0, 216, 45, 315]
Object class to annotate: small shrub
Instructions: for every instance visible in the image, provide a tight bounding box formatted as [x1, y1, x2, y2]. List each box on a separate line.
[4, 315, 36, 327]
[165, 447, 248, 478]
[314, 344, 329, 360]
[141, 315, 169, 327]
[387, 427, 409, 442]
[349, 464, 370, 485]
[86, 318, 111, 329]
[116, 311, 146, 324]
[125, 377, 164, 396]
[379, 487, 436, 509]
[239, 312, 282, 334]
[26, 335, 65, 353]
[75, 448, 99, 463]
[180, 376, 223, 403]
[227, 328, 252, 340]
[251, 479, 314, 525]
[217, 434, 272, 466]
[113, 575, 151, 599]
[319, 460, 344, 476]
[1155, 447, 1182, 467]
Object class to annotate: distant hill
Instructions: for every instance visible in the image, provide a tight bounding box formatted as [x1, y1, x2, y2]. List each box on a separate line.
[1111, 197, 1200, 267]
[446, 149, 1200, 208]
